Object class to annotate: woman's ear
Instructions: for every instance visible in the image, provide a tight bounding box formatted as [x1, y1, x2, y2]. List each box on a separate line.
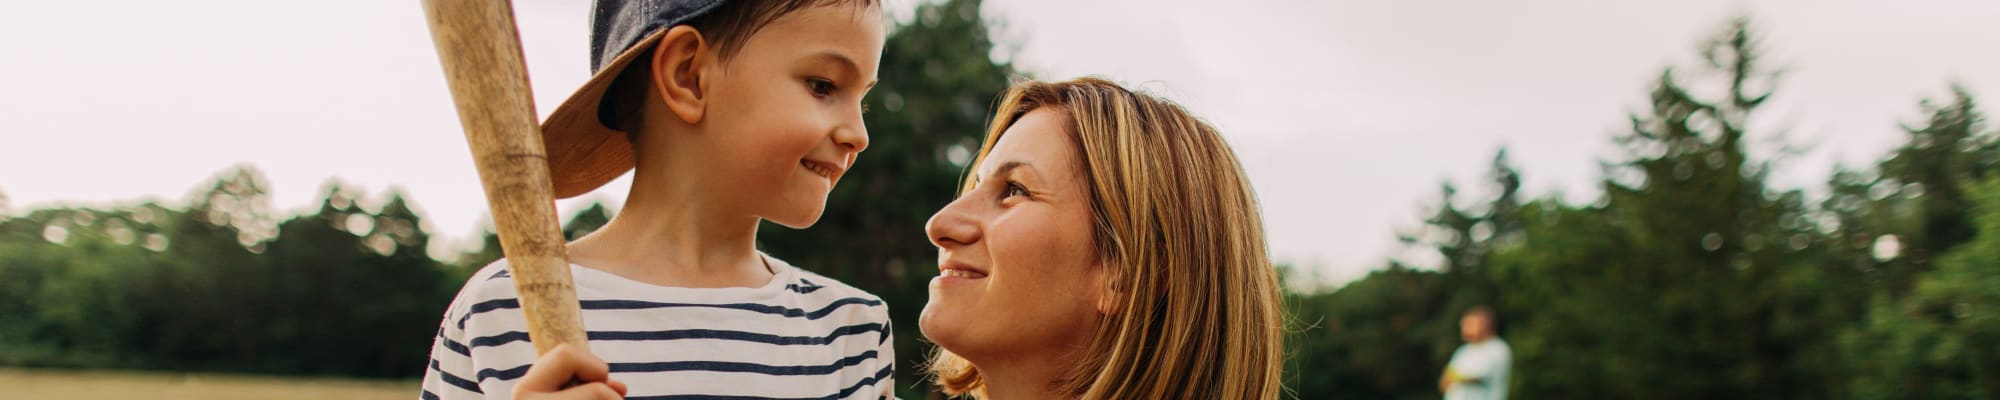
[1095, 264, 1125, 316]
[650, 25, 712, 125]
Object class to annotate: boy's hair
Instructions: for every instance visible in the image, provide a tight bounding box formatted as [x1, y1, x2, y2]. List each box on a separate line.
[603, 0, 879, 135]
[927, 78, 1285, 399]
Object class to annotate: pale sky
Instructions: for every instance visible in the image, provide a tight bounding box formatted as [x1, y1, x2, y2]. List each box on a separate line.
[3, 0, 1996, 286]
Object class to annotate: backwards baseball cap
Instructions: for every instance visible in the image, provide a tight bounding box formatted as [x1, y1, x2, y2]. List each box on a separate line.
[539, 0, 728, 199]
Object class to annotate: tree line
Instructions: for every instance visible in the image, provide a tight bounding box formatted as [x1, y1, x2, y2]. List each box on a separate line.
[1286, 18, 2000, 399]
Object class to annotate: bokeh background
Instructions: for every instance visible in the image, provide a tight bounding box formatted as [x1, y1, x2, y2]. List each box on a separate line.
[3, 0, 1999, 398]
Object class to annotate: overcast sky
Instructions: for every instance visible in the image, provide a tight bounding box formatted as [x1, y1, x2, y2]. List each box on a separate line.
[3, 0, 1996, 286]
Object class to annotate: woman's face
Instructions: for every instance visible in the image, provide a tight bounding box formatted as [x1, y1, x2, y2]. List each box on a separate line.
[920, 109, 1109, 365]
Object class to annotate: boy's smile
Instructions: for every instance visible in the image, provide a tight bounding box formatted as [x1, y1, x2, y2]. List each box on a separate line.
[634, 3, 883, 229]
[800, 158, 844, 181]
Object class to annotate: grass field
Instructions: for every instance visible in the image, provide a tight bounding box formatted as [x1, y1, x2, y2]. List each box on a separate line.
[0, 368, 418, 400]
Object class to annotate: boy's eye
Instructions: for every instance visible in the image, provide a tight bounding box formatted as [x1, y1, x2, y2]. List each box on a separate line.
[806, 78, 837, 97]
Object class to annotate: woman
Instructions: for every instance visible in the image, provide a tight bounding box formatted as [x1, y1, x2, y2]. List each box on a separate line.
[513, 78, 1284, 399]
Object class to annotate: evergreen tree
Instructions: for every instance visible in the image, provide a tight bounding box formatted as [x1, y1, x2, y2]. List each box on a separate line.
[1286, 149, 1525, 398]
[129, 167, 273, 370]
[1844, 179, 2000, 398]
[1841, 88, 1993, 293]
[1839, 88, 1998, 398]
[1494, 19, 1850, 397]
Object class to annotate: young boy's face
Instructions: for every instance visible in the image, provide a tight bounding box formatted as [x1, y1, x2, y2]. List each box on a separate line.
[692, 5, 884, 228]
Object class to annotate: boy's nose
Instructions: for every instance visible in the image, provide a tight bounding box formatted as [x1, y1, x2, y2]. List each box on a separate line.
[833, 120, 869, 153]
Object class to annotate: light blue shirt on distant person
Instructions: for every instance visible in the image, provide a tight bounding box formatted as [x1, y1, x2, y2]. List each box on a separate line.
[1444, 337, 1511, 400]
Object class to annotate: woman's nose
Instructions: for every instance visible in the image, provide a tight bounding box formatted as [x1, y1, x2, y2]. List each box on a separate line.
[926, 196, 981, 248]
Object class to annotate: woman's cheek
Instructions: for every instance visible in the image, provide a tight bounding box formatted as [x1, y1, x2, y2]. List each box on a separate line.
[987, 209, 1067, 295]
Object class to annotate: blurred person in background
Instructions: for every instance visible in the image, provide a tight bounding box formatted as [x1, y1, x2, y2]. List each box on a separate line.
[1441, 305, 1511, 400]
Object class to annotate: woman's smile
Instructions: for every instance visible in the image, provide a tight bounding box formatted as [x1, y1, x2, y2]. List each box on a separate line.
[932, 261, 989, 286]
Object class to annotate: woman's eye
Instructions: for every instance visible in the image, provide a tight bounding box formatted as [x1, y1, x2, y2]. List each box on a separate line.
[1002, 182, 1029, 199]
[806, 78, 837, 97]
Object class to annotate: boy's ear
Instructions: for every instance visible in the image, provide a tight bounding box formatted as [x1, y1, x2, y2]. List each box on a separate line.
[650, 25, 712, 125]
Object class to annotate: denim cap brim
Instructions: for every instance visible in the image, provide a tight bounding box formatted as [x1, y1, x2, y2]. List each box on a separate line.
[538, 0, 729, 199]
[589, 0, 728, 73]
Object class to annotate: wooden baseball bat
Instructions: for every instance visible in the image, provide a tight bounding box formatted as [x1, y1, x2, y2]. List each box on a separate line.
[420, 0, 588, 355]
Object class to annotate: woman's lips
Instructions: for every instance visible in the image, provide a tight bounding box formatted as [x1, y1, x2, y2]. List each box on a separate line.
[933, 263, 988, 286]
[939, 268, 987, 279]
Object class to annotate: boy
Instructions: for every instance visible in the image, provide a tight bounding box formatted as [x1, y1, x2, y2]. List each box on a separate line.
[420, 0, 891, 399]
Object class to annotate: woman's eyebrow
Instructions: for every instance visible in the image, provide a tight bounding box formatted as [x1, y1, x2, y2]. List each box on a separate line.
[992, 161, 1029, 179]
[974, 160, 1031, 185]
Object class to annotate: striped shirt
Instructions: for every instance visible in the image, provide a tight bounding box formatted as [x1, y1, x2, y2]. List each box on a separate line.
[420, 254, 895, 400]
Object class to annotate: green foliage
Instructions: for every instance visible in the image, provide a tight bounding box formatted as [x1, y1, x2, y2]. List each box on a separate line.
[0, 167, 460, 377]
[1288, 18, 1996, 399]
[1534, 18, 1850, 397]
[562, 203, 613, 241]
[1827, 88, 1995, 295]
[1287, 266, 1454, 400]
[1840, 93, 2000, 399]
[1287, 149, 1523, 398]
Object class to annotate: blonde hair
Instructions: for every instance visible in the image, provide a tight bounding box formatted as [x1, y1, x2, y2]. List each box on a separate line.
[928, 77, 1284, 399]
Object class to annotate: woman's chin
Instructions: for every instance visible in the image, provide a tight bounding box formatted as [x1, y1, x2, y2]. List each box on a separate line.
[920, 300, 977, 342]
[917, 305, 953, 344]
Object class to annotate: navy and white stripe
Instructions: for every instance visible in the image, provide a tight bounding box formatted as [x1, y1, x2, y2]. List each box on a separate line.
[420, 255, 896, 400]
[454, 297, 884, 330]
